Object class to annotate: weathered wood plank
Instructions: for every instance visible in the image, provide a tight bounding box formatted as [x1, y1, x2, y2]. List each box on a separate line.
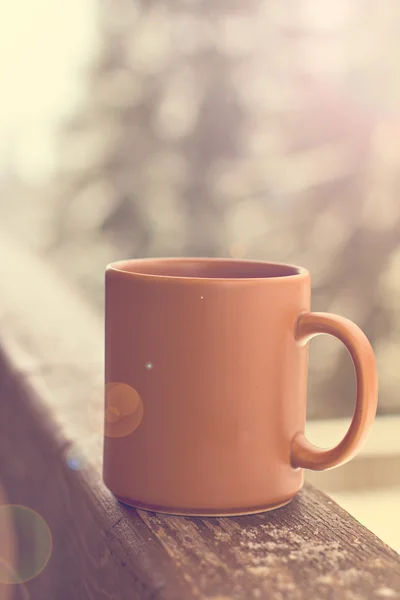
[0, 233, 400, 600]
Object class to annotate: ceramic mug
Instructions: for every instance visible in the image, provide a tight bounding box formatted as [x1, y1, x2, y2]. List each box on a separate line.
[103, 258, 378, 516]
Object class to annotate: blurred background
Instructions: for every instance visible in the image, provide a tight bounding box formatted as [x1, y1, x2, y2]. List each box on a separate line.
[1, 0, 399, 548]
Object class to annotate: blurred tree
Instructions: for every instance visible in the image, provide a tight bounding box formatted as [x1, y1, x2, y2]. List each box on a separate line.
[38, 0, 400, 417]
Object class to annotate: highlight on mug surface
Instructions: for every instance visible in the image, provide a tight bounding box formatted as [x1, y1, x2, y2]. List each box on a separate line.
[0, 504, 52, 585]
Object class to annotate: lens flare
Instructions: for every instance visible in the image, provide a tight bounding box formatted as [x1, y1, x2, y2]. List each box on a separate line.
[0, 505, 52, 584]
[0, 559, 30, 599]
[104, 383, 144, 438]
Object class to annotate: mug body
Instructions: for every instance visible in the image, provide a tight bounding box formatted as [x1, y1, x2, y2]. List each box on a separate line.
[103, 258, 311, 516]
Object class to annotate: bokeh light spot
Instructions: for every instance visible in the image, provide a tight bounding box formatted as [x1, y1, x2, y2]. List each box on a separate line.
[145, 362, 153, 370]
[65, 446, 88, 471]
[0, 505, 52, 584]
[104, 383, 144, 438]
[0, 558, 30, 599]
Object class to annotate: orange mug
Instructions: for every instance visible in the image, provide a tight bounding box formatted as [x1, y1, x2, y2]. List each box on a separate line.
[103, 258, 378, 516]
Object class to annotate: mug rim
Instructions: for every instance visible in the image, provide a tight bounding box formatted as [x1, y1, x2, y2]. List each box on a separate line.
[106, 257, 310, 282]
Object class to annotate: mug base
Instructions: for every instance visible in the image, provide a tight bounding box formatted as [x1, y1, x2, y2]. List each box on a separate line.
[113, 493, 295, 517]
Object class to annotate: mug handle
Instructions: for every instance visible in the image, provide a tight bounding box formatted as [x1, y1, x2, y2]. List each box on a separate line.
[291, 312, 378, 471]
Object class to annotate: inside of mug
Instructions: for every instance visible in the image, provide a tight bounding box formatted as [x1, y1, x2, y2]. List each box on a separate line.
[114, 259, 301, 279]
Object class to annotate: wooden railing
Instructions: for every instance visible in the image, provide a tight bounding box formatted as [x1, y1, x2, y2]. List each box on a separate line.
[1, 234, 399, 600]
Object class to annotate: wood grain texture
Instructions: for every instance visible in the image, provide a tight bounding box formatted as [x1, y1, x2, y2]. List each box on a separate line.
[0, 233, 400, 600]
